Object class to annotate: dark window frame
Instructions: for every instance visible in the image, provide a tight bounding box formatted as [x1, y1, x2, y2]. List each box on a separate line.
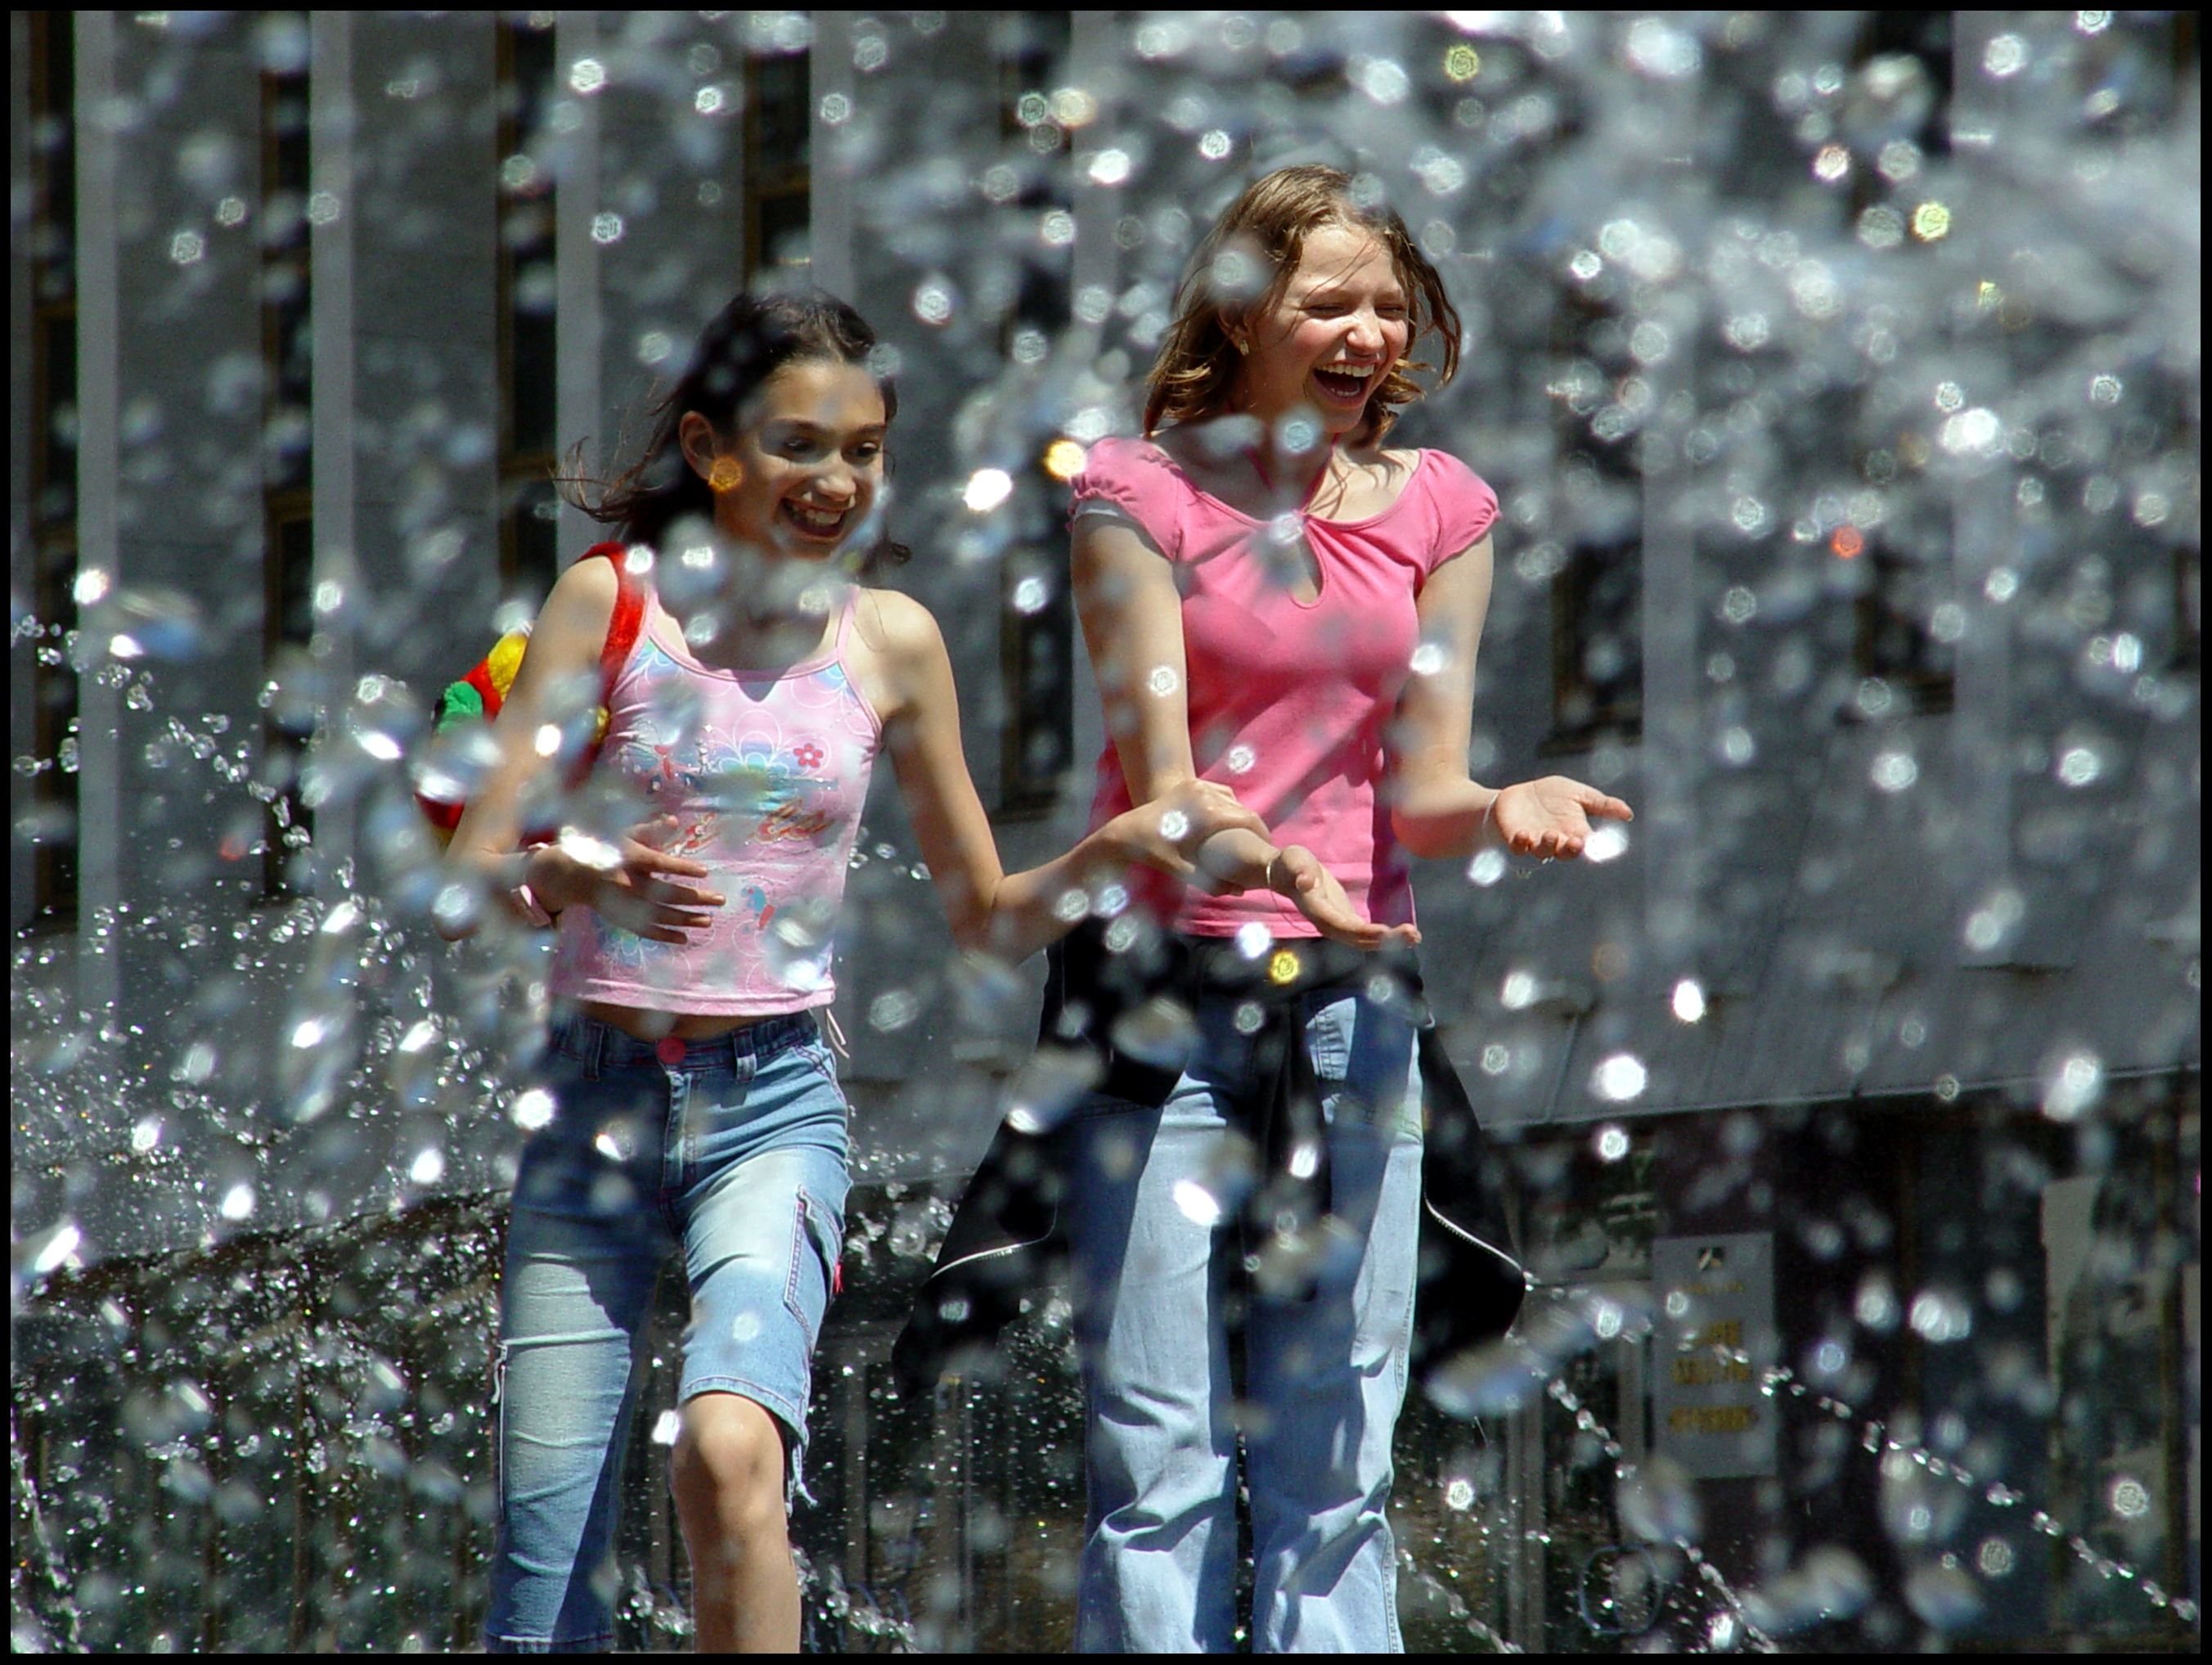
[1543, 277, 1644, 753]
[25, 12, 79, 932]
[744, 49, 811, 280]
[1544, 540, 1644, 754]
[1847, 537, 1957, 718]
[993, 11, 1077, 818]
[496, 17, 560, 605]
[260, 31, 315, 900]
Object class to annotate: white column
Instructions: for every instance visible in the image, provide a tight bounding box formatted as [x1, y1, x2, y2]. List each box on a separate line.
[1060, 11, 1125, 811]
[555, 11, 603, 561]
[73, 11, 119, 1016]
[308, 11, 357, 888]
[1639, 112, 1704, 988]
[1065, 11, 1122, 367]
[1640, 295, 1701, 983]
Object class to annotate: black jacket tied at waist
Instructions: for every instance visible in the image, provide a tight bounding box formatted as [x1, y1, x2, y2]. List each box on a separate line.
[892, 917, 1527, 1399]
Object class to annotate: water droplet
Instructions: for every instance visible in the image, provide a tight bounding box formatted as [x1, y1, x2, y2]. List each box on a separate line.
[1591, 1053, 1647, 1102]
[1617, 1454, 1701, 1543]
[868, 990, 920, 1033]
[1904, 1559, 1983, 1628]
[1907, 1287, 1972, 1343]
[1171, 1177, 1224, 1226]
[1002, 1046, 1104, 1136]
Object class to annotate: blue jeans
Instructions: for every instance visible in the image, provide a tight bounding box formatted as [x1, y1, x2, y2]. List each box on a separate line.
[1059, 987, 1426, 1652]
[483, 1012, 849, 1654]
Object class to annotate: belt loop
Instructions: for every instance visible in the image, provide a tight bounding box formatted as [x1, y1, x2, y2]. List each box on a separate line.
[585, 1017, 607, 1081]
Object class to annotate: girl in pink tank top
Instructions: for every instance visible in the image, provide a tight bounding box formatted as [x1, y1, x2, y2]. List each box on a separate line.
[544, 584, 884, 1016]
[436, 290, 1315, 1651]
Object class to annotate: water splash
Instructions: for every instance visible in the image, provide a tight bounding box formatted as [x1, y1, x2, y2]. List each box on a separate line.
[13, 7, 2201, 1652]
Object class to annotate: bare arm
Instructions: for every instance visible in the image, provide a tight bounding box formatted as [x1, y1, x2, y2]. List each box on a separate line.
[1388, 535, 1633, 861]
[866, 590, 1267, 965]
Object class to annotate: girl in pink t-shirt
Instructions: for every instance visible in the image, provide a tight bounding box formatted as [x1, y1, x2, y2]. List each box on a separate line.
[924, 166, 1633, 1651]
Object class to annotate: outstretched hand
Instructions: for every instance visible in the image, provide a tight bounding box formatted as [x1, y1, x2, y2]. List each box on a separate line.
[1491, 776, 1634, 861]
[1272, 844, 1420, 951]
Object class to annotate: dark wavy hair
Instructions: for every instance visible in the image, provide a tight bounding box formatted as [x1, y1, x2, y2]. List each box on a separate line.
[556, 289, 910, 574]
[1144, 164, 1461, 448]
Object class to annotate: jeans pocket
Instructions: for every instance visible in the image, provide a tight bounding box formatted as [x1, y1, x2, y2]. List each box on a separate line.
[798, 1037, 841, 1092]
[1306, 996, 1355, 1084]
[784, 1186, 847, 1328]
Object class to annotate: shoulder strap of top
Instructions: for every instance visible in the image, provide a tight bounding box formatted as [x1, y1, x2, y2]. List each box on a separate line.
[832, 586, 858, 655]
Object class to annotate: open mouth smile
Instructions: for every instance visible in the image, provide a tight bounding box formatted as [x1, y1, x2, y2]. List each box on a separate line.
[781, 501, 852, 540]
[1311, 364, 1381, 402]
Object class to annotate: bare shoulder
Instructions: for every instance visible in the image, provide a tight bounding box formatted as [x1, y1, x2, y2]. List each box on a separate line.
[852, 586, 950, 722]
[528, 551, 623, 668]
[856, 585, 942, 657]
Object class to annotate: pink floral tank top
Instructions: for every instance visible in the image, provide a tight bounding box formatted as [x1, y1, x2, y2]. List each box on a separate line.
[549, 585, 882, 1015]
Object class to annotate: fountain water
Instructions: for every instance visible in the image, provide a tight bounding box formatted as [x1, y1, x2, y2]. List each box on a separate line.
[13, 10, 2201, 1652]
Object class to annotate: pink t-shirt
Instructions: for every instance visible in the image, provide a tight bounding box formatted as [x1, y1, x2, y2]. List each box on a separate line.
[1071, 435, 1499, 938]
[548, 587, 882, 1015]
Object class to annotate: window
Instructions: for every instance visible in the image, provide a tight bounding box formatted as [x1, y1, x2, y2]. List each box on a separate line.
[497, 17, 560, 605]
[1549, 544, 1643, 746]
[744, 49, 811, 278]
[1845, 9, 1952, 231]
[1839, 12, 1956, 717]
[1546, 285, 1643, 748]
[24, 13, 78, 930]
[262, 26, 314, 898]
[1849, 542, 1955, 714]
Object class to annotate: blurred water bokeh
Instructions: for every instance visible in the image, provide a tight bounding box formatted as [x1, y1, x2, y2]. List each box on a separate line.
[12, 11, 2200, 1652]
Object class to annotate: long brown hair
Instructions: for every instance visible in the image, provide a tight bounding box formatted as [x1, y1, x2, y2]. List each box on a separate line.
[1142, 165, 1461, 448]
[556, 289, 910, 573]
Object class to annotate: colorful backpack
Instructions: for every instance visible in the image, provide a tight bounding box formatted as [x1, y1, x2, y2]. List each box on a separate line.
[417, 542, 646, 845]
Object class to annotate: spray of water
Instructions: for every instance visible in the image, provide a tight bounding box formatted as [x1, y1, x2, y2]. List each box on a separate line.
[13, 9, 2201, 1652]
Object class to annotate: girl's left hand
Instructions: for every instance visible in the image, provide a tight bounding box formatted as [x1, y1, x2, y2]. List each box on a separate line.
[1492, 776, 1634, 860]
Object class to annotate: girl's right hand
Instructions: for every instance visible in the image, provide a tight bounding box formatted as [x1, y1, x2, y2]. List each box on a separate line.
[1270, 844, 1420, 952]
[1116, 778, 1272, 889]
[526, 816, 726, 943]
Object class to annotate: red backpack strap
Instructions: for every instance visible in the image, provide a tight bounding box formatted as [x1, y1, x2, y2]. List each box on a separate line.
[558, 545, 647, 790]
[575, 542, 646, 700]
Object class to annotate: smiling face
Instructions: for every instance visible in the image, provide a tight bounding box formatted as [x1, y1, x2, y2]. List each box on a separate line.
[1230, 222, 1412, 442]
[678, 358, 888, 561]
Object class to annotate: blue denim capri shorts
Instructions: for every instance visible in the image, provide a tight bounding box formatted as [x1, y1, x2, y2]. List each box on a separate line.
[483, 1010, 850, 1653]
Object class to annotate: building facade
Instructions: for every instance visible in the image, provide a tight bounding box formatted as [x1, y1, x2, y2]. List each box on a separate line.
[11, 11, 2199, 1650]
